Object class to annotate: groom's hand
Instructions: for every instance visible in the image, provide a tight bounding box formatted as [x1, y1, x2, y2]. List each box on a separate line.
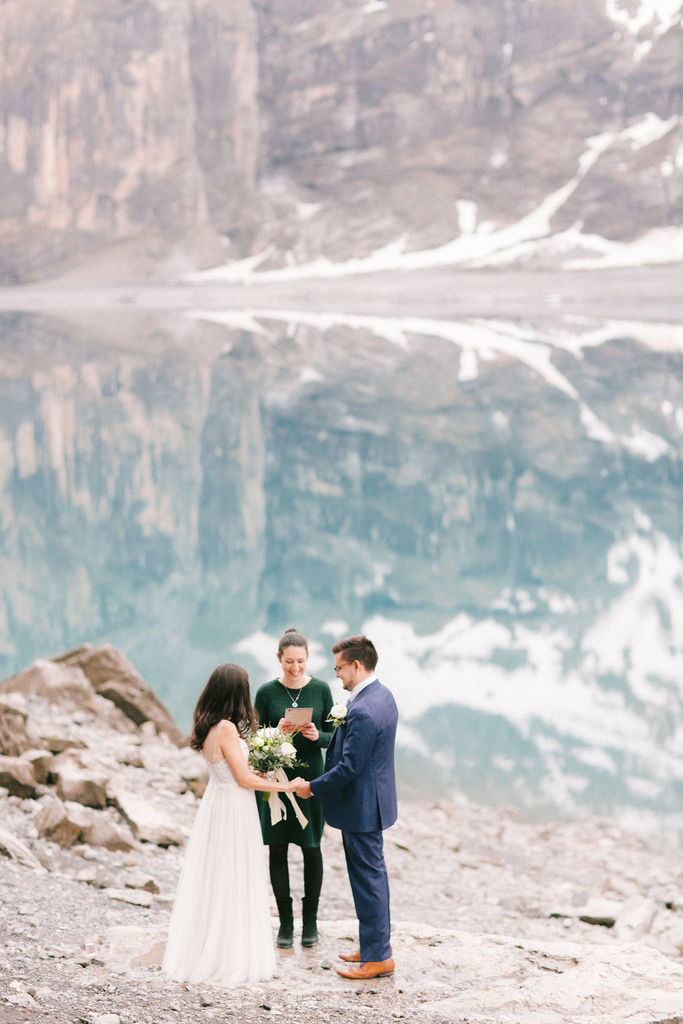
[294, 780, 312, 799]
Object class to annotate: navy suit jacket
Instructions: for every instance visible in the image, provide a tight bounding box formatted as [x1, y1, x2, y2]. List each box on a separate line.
[310, 678, 398, 832]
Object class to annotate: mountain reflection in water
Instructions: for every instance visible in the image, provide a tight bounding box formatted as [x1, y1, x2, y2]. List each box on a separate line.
[0, 308, 681, 838]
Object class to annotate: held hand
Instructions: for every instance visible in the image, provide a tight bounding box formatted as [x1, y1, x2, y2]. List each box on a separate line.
[294, 780, 312, 799]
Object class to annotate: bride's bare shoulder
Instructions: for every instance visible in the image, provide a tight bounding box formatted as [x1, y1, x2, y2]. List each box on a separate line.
[203, 720, 239, 762]
[215, 719, 239, 739]
[204, 719, 237, 748]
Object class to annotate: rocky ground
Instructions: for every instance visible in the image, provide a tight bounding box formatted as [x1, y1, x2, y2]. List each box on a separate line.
[1, 646, 682, 1024]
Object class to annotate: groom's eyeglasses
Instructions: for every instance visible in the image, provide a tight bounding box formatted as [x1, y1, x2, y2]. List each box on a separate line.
[334, 662, 351, 675]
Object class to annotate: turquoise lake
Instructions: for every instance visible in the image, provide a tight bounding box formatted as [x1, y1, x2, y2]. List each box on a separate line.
[1, 305, 681, 838]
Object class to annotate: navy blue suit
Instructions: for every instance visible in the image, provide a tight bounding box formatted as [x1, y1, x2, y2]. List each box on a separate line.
[311, 679, 398, 961]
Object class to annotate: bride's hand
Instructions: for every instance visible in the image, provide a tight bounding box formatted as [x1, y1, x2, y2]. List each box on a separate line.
[287, 777, 305, 791]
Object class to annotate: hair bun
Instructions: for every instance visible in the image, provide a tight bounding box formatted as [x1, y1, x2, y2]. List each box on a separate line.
[277, 628, 308, 655]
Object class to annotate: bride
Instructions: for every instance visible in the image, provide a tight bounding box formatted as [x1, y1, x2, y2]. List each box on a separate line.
[162, 663, 302, 987]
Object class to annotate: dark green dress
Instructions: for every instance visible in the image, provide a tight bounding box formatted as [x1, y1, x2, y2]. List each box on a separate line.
[254, 676, 334, 848]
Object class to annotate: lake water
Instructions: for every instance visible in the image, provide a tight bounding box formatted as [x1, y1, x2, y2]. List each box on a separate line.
[1, 302, 681, 838]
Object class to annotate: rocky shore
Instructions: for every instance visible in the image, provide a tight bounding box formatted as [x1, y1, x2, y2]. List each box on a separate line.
[1, 645, 682, 1024]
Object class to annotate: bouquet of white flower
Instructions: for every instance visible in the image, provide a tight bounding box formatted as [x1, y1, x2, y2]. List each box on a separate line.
[326, 704, 348, 728]
[247, 727, 309, 828]
[248, 726, 307, 775]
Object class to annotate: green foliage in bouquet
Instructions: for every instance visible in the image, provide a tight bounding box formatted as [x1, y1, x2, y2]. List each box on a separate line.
[248, 726, 308, 775]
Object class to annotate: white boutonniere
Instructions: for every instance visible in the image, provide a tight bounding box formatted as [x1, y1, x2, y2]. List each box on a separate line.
[326, 704, 348, 728]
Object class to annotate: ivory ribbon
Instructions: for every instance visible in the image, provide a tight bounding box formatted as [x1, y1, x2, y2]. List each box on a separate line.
[267, 768, 308, 829]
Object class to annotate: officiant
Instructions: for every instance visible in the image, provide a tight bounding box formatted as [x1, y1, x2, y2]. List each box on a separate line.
[254, 628, 334, 949]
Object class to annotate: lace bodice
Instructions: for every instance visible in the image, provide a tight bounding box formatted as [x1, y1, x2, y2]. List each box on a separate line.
[204, 738, 247, 788]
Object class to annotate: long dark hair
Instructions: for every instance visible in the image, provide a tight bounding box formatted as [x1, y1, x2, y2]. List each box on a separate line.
[190, 663, 258, 751]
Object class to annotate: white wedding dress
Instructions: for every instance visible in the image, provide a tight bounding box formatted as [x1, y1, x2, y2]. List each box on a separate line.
[162, 740, 276, 987]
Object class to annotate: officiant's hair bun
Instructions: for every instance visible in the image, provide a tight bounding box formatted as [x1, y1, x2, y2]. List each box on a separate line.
[278, 627, 308, 654]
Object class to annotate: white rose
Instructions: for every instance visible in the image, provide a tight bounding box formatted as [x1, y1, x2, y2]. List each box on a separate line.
[280, 741, 297, 757]
[330, 704, 347, 719]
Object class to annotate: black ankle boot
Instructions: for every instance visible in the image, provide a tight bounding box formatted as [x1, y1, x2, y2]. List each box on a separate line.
[301, 897, 319, 947]
[276, 898, 294, 948]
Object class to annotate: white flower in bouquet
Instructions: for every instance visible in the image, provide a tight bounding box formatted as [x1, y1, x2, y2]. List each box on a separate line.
[327, 704, 348, 727]
[247, 728, 310, 828]
[247, 726, 306, 775]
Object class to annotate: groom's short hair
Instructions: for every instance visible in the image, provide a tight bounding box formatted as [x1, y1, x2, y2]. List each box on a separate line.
[332, 635, 378, 672]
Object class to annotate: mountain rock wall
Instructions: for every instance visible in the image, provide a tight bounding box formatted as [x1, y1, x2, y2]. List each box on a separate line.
[0, 0, 681, 279]
[0, 0, 259, 281]
[253, 0, 682, 261]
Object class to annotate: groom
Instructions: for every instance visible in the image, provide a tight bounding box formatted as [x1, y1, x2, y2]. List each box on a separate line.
[295, 634, 398, 979]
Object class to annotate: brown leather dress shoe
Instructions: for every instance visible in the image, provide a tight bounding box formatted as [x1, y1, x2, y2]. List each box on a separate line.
[339, 946, 392, 963]
[338, 950, 361, 962]
[336, 957, 395, 980]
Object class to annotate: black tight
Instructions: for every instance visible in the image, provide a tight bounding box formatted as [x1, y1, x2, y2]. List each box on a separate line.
[269, 843, 323, 903]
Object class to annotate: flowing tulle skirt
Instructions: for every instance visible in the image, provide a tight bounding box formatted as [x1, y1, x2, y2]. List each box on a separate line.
[162, 767, 276, 987]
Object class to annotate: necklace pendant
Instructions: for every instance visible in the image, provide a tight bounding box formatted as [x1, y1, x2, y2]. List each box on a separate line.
[292, 699, 298, 708]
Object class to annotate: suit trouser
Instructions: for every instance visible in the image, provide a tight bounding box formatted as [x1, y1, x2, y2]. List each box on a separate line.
[342, 829, 391, 962]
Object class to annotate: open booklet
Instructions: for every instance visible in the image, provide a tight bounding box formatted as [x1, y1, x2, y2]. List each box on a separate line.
[284, 707, 313, 727]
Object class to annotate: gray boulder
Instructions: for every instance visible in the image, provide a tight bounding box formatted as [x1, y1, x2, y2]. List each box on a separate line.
[614, 895, 658, 941]
[34, 795, 84, 847]
[108, 784, 184, 847]
[176, 746, 209, 798]
[53, 751, 109, 809]
[0, 659, 95, 706]
[0, 824, 44, 869]
[40, 736, 87, 755]
[21, 749, 55, 785]
[54, 645, 185, 746]
[0, 755, 38, 798]
[34, 795, 137, 851]
[79, 814, 138, 853]
[0, 700, 43, 756]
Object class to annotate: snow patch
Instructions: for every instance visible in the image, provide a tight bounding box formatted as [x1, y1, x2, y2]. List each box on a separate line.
[234, 630, 279, 672]
[620, 426, 670, 461]
[320, 619, 349, 637]
[457, 199, 478, 235]
[189, 308, 683, 463]
[574, 747, 619, 774]
[297, 202, 321, 221]
[299, 366, 324, 384]
[565, 225, 683, 269]
[582, 529, 683, 704]
[458, 349, 479, 382]
[621, 112, 677, 149]
[625, 775, 663, 798]
[605, 0, 683, 36]
[186, 110, 681, 286]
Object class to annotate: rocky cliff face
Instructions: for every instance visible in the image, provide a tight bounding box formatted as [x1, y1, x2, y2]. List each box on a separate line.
[0, 0, 680, 281]
[0, 0, 259, 281]
[251, 0, 682, 264]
